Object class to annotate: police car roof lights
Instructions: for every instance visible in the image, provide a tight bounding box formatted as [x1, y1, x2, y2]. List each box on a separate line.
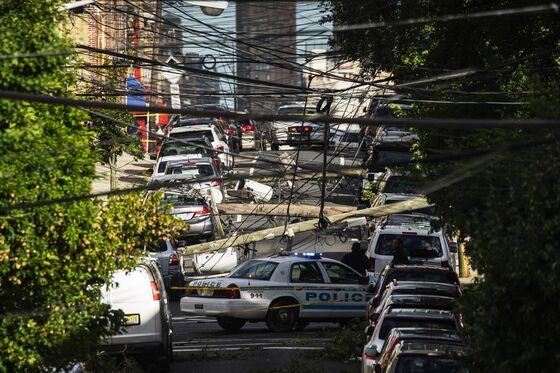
[292, 252, 323, 259]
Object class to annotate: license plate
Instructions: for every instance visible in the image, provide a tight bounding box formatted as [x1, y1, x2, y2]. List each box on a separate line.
[123, 314, 140, 326]
[195, 304, 204, 310]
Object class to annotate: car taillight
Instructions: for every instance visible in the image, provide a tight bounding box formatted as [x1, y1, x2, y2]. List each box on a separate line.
[169, 253, 180, 266]
[226, 284, 240, 299]
[194, 206, 212, 217]
[241, 124, 255, 132]
[303, 126, 311, 132]
[368, 257, 376, 271]
[214, 145, 224, 153]
[211, 180, 222, 187]
[228, 128, 236, 134]
[150, 281, 161, 301]
[290, 127, 297, 133]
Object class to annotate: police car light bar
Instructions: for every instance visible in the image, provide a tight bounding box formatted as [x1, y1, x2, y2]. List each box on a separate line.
[292, 252, 323, 258]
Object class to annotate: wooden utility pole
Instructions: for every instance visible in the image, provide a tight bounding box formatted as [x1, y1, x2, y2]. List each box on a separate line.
[216, 203, 355, 217]
[180, 197, 430, 255]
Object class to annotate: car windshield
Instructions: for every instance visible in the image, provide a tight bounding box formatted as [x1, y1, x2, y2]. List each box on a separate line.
[375, 234, 443, 258]
[387, 271, 458, 285]
[395, 356, 467, 373]
[229, 260, 278, 281]
[160, 141, 211, 157]
[277, 107, 317, 116]
[174, 118, 214, 127]
[165, 163, 215, 177]
[169, 130, 213, 141]
[379, 318, 457, 339]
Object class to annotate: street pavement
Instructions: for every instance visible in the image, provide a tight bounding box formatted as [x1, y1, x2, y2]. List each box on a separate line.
[168, 300, 360, 373]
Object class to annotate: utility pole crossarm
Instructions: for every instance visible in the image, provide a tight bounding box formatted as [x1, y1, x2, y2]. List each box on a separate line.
[179, 197, 431, 256]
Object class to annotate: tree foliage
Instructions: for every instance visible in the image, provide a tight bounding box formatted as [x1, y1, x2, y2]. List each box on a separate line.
[324, 1, 560, 371]
[0, 1, 187, 371]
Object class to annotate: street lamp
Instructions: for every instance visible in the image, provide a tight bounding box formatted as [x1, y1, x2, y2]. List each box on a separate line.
[185, 1, 228, 16]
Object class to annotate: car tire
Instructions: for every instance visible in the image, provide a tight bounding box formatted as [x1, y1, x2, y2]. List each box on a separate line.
[216, 316, 247, 331]
[266, 299, 298, 332]
[271, 142, 279, 151]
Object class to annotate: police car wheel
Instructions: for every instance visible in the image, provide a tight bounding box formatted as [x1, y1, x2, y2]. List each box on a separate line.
[216, 316, 246, 331]
[266, 299, 298, 332]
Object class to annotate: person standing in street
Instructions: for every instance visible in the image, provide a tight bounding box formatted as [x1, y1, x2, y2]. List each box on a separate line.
[342, 241, 369, 276]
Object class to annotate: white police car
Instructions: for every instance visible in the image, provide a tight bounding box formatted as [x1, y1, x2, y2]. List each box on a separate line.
[180, 253, 370, 332]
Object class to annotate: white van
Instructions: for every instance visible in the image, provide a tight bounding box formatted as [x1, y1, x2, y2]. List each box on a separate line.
[100, 261, 173, 368]
[366, 216, 456, 282]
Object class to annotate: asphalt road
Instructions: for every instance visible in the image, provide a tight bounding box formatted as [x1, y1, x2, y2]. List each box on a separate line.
[168, 300, 360, 373]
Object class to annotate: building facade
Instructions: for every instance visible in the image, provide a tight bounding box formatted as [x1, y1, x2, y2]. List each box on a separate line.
[235, 0, 301, 114]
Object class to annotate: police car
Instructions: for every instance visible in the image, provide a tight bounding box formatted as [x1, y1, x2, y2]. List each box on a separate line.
[179, 253, 370, 332]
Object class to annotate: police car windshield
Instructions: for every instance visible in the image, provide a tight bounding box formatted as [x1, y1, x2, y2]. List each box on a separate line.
[395, 356, 467, 373]
[375, 234, 442, 258]
[229, 260, 278, 281]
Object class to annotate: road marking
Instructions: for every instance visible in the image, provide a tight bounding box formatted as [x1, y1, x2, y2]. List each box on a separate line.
[249, 167, 254, 176]
[236, 214, 242, 223]
[340, 156, 345, 166]
[251, 158, 257, 164]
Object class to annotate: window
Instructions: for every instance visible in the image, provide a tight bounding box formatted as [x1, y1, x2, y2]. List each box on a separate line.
[171, 130, 213, 141]
[374, 234, 443, 258]
[157, 161, 168, 174]
[255, 63, 270, 71]
[290, 262, 324, 283]
[379, 318, 457, 339]
[322, 262, 361, 284]
[229, 260, 278, 281]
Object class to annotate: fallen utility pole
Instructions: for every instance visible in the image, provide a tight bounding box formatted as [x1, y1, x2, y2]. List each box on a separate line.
[180, 197, 430, 256]
[216, 203, 355, 217]
[223, 169, 363, 185]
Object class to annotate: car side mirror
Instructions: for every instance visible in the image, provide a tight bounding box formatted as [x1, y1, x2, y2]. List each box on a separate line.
[449, 243, 458, 253]
[366, 284, 376, 294]
[365, 325, 375, 337]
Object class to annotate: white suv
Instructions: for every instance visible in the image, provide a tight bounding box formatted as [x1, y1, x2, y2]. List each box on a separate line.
[365, 216, 456, 282]
[100, 261, 173, 367]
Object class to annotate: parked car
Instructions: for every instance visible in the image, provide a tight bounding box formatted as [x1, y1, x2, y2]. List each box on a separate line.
[364, 327, 463, 373]
[370, 281, 462, 312]
[366, 264, 460, 317]
[154, 137, 215, 161]
[99, 261, 173, 368]
[231, 118, 260, 151]
[167, 122, 233, 169]
[375, 340, 467, 373]
[370, 294, 457, 323]
[366, 218, 456, 282]
[150, 157, 224, 203]
[145, 239, 184, 300]
[265, 104, 324, 150]
[160, 190, 216, 241]
[362, 308, 460, 369]
[180, 253, 370, 332]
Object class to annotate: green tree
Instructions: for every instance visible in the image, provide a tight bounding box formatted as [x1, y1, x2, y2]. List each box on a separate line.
[85, 60, 144, 190]
[324, 1, 560, 371]
[0, 1, 187, 371]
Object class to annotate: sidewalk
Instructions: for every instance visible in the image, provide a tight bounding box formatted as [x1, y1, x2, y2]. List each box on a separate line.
[92, 153, 154, 194]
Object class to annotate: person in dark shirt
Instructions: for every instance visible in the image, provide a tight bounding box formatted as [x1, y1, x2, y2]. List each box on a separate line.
[391, 238, 409, 265]
[342, 242, 369, 276]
